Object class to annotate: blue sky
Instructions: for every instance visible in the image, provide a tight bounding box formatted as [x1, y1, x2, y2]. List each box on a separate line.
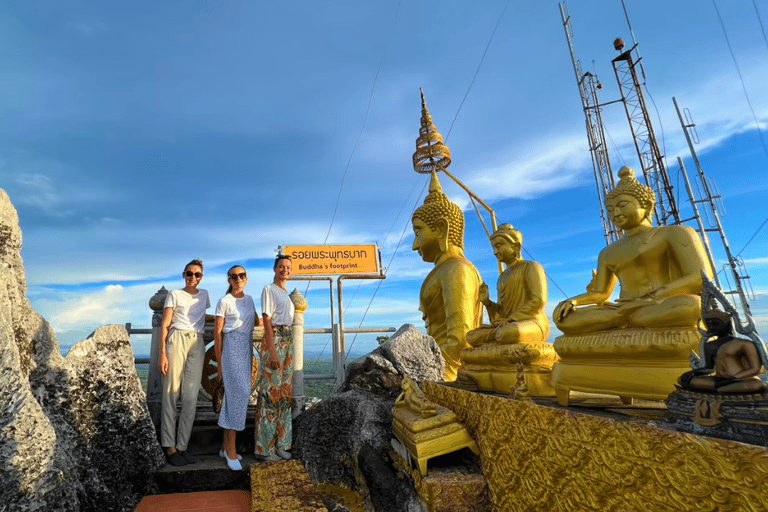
[2, 0, 766, 357]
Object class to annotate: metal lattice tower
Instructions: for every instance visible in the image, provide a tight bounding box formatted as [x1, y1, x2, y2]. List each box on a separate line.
[673, 97, 755, 319]
[611, 41, 681, 226]
[560, 2, 619, 244]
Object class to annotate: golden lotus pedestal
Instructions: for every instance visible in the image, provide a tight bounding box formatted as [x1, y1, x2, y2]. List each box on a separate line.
[459, 342, 558, 396]
[552, 327, 699, 405]
[422, 381, 768, 511]
[392, 403, 479, 477]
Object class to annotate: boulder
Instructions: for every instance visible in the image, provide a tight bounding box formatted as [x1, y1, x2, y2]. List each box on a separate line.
[295, 324, 444, 511]
[0, 190, 164, 512]
[341, 324, 445, 398]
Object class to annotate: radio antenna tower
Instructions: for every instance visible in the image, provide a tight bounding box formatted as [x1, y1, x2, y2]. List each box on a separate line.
[673, 97, 755, 319]
[611, 38, 681, 226]
[559, 2, 619, 244]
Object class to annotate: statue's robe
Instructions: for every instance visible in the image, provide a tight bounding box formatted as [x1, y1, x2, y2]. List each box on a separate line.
[419, 256, 482, 381]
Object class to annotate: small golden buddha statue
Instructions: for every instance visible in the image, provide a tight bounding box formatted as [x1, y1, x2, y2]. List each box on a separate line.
[412, 171, 483, 382]
[467, 224, 549, 346]
[551, 166, 714, 405]
[554, 166, 712, 333]
[395, 377, 438, 418]
[679, 308, 766, 394]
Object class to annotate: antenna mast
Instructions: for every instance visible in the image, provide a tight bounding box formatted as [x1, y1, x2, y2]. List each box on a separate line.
[673, 97, 755, 319]
[559, 2, 619, 244]
[611, 39, 681, 226]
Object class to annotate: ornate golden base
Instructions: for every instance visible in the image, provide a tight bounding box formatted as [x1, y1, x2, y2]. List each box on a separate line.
[392, 445, 492, 512]
[552, 328, 698, 405]
[423, 381, 768, 511]
[392, 404, 479, 476]
[459, 342, 558, 396]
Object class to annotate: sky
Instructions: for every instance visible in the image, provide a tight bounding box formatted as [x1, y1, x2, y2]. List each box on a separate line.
[1, 0, 767, 359]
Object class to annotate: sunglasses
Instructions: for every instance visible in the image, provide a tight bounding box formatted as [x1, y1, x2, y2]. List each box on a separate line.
[229, 272, 247, 280]
[184, 271, 203, 278]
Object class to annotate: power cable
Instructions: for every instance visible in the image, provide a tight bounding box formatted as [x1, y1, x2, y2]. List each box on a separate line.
[754, 0, 768, 53]
[344, 0, 511, 358]
[712, 0, 768, 165]
[305, 0, 402, 298]
[736, 215, 768, 257]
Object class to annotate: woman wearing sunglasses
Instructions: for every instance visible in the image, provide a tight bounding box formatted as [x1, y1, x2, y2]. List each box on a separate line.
[158, 259, 210, 467]
[255, 255, 296, 461]
[214, 265, 258, 470]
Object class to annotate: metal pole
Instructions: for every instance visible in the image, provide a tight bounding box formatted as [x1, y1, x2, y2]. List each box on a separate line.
[678, 157, 721, 288]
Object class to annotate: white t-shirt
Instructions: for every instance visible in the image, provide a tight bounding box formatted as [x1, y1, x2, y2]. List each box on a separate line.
[165, 289, 210, 333]
[261, 283, 295, 326]
[215, 294, 256, 334]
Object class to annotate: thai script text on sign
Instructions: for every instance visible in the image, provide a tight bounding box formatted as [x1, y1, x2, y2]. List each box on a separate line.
[285, 244, 380, 275]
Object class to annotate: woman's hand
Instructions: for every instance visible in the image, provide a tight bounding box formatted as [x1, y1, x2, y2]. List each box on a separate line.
[158, 351, 169, 376]
[268, 349, 281, 370]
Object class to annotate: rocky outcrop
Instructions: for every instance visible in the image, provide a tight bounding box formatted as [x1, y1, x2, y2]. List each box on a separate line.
[0, 190, 164, 512]
[294, 324, 445, 512]
[340, 324, 445, 398]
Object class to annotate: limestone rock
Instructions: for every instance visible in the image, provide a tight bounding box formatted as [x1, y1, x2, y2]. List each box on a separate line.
[341, 324, 445, 399]
[0, 190, 164, 511]
[293, 390, 422, 512]
[295, 324, 444, 511]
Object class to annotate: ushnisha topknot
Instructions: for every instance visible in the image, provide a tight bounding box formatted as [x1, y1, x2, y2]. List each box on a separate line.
[605, 166, 656, 221]
[412, 170, 465, 250]
[490, 223, 522, 247]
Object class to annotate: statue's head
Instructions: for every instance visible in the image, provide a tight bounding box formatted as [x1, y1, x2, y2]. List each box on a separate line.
[412, 171, 464, 262]
[703, 307, 734, 336]
[490, 224, 522, 263]
[605, 166, 656, 227]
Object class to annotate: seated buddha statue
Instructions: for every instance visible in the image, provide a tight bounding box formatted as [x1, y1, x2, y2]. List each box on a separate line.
[412, 171, 483, 382]
[679, 308, 767, 394]
[551, 166, 714, 405]
[467, 224, 549, 346]
[458, 224, 556, 395]
[553, 166, 713, 333]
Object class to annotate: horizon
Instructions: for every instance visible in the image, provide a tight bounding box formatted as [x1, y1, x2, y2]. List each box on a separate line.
[2, 0, 766, 358]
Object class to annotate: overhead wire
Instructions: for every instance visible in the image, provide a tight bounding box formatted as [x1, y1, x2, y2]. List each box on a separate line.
[711, 0, 768, 165]
[344, 0, 512, 358]
[305, 0, 403, 361]
[754, 0, 768, 53]
[304, 0, 403, 298]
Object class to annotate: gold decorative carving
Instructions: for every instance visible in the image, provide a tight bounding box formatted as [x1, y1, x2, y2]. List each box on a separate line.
[553, 327, 700, 404]
[392, 379, 479, 476]
[423, 381, 768, 511]
[392, 451, 492, 512]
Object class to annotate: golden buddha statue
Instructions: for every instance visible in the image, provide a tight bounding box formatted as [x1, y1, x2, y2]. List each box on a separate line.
[554, 166, 712, 333]
[551, 166, 714, 405]
[458, 224, 557, 395]
[412, 171, 483, 382]
[467, 224, 549, 346]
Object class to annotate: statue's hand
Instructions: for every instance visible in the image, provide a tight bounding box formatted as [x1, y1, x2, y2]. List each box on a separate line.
[554, 299, 576, 323]
[478, 283, 490, 305]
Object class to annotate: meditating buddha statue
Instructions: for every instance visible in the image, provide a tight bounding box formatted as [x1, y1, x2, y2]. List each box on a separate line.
[665, 277, 768, 427]
[679, 308, 766, 394]
[412, 171, 483, 382]
[551, 166, 714, 405]
[458, 224, 558, 395]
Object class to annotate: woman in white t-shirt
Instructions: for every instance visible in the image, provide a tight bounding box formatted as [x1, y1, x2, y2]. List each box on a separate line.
[214, 265, 258, 471]
[255, 255, 296, 461]
[159, 259, 210, 467]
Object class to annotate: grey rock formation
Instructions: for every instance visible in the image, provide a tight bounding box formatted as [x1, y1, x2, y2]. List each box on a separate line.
[295, 324, 444, 512]
[341, 324, 445, 398]
[0, 190, 164, 512]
